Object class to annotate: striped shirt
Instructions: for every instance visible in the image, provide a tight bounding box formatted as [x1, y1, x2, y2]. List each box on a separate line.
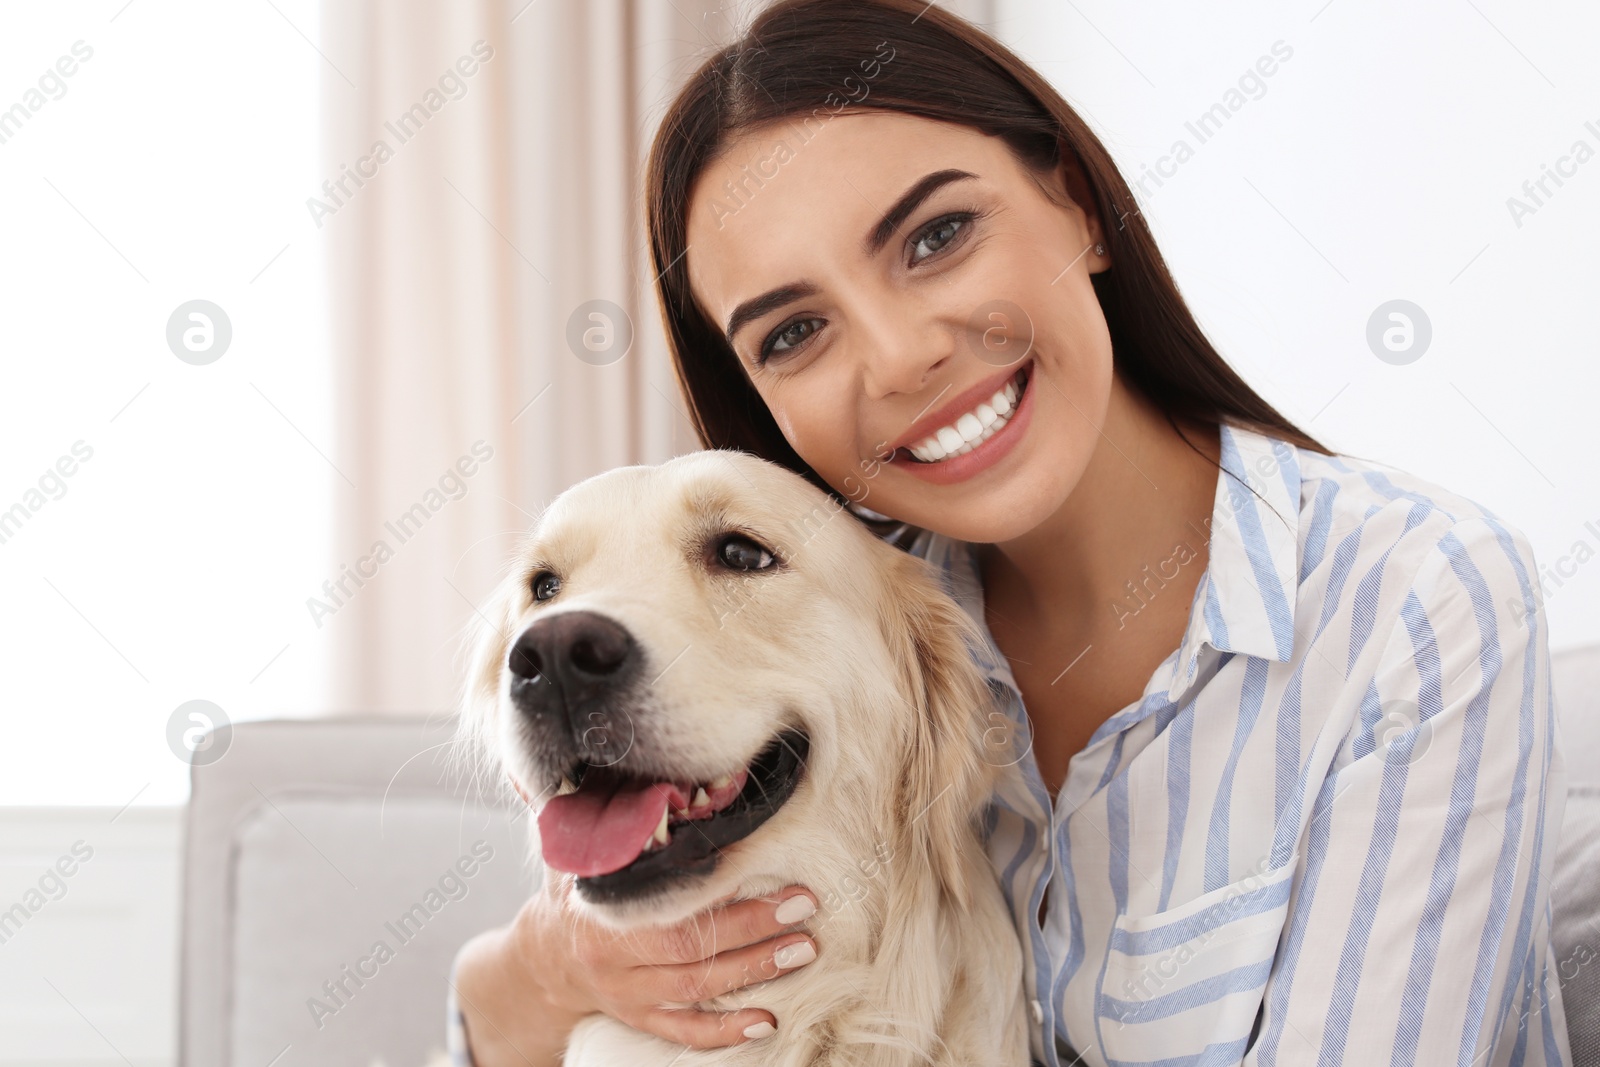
[446, 419, 1571, 1066]
[909, 419, 1571, 1067]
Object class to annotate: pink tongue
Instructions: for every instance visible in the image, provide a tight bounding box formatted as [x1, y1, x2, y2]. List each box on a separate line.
[538, 775, 685, 877]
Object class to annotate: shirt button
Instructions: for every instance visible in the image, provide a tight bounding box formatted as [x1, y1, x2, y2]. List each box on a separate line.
[1031, 998, 1043, 1024]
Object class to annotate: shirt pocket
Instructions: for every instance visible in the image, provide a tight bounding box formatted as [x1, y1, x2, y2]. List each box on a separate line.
[1096, 850, 1299, 1066]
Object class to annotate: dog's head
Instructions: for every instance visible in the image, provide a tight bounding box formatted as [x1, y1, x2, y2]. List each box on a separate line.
[456, 450, 1009, 925]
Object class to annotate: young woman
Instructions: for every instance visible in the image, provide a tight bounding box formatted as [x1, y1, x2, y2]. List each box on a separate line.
[449, 2, 1571, 1064]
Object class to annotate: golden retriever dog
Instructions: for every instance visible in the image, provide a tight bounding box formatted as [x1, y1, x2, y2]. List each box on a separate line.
[456, 449, 1030, 1066]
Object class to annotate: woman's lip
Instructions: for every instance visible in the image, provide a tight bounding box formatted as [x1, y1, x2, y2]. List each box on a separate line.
[885, 358, 1033, 456]
[886, 362, 1036, 485]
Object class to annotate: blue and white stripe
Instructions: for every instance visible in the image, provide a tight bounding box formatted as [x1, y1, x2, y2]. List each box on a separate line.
[911, 420, 1571, 1067]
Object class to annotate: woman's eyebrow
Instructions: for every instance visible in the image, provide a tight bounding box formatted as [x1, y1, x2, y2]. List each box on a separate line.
[723, 168, 979, 344]
[726, 282, 820, 343]
[862, 168, 979, 255]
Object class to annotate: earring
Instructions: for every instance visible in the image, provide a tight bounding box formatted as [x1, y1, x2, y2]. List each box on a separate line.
[1094, 242, 1105, 256]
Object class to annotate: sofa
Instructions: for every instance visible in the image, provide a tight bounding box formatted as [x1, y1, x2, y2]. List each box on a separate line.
[180, 644, 1600, 1066]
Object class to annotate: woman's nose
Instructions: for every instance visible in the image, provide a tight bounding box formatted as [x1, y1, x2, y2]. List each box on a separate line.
[855, 305, 958, 401]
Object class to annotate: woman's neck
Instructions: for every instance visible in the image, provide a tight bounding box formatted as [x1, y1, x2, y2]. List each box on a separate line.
[976, 375, 1222, 643]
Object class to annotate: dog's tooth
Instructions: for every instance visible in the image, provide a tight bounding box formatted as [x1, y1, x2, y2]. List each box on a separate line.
[710, 773, 732, 790]
[653, 807, 670, 846]
[556, 776, 577, 796]
[692, 786, 711, 809]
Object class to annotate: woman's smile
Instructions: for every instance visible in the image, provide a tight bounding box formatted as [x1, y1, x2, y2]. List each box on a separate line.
[885, 357, 1037, 485]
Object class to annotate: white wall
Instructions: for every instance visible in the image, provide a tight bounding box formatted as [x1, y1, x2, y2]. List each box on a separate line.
[0, 0, 330, 808]
[8, 0, 1590, 806]
[991, 0, 1600, 652]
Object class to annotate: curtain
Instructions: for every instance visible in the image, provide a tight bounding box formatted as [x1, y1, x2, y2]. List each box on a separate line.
[317, 0, 993, 714]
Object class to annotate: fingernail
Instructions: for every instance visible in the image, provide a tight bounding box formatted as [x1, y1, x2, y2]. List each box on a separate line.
[772, 939, 816, 969]
[743, 1020, 776, 1039]
[774, 894, 816, 924]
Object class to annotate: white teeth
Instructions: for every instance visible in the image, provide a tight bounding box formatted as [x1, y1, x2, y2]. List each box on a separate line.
[908, 367, 1027, 463]
[648, 782, 724, 850]
[557, 776, 577, 796]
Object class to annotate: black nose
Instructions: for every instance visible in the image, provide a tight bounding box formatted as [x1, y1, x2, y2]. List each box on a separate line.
[507, 611, 639, 711]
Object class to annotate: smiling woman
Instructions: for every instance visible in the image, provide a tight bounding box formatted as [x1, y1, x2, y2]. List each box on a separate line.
[449, 1, 1572, 1065]
[650, 10, 1328, 537]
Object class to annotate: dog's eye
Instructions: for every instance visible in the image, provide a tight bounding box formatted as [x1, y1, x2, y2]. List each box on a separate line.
[717, 534, 776, 571]
[531, 572, 562, 601]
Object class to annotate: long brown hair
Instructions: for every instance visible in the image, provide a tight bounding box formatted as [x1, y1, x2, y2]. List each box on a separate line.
[645, 0, 1329, 532]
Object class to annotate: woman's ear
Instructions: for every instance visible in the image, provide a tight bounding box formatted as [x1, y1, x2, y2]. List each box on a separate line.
[1040, 147, 1108, 271]
[878, 548, 1007, 913]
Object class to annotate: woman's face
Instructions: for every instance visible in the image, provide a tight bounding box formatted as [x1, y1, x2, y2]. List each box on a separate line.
[685, 110, 1115, 545]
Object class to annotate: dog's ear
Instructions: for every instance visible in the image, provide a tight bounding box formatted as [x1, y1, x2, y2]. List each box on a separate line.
[450, 558, 523, 786]
[878, 548, 1008, 913]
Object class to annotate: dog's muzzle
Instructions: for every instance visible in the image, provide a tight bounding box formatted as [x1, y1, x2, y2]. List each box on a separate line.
[507, 610, 642, 762]
[503, 609, 810, 902]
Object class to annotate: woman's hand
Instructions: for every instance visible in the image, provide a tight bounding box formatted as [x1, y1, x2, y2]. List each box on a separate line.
[453, 870, 821, 1065]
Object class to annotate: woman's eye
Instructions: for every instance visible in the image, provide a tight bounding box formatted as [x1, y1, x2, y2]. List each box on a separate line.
[760, 317, 822, 363]
[532, 572, 561, 601]
[717, 534, 776, 571]
[910, 212, 971, 263]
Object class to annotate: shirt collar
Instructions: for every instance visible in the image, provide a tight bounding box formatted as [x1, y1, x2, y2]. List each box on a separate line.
[1163, 420, 1302, 701]
[918, 420, 1303, 711]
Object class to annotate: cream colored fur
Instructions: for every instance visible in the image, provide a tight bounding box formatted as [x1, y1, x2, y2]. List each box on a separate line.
[455, 450, 1030, 1066]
